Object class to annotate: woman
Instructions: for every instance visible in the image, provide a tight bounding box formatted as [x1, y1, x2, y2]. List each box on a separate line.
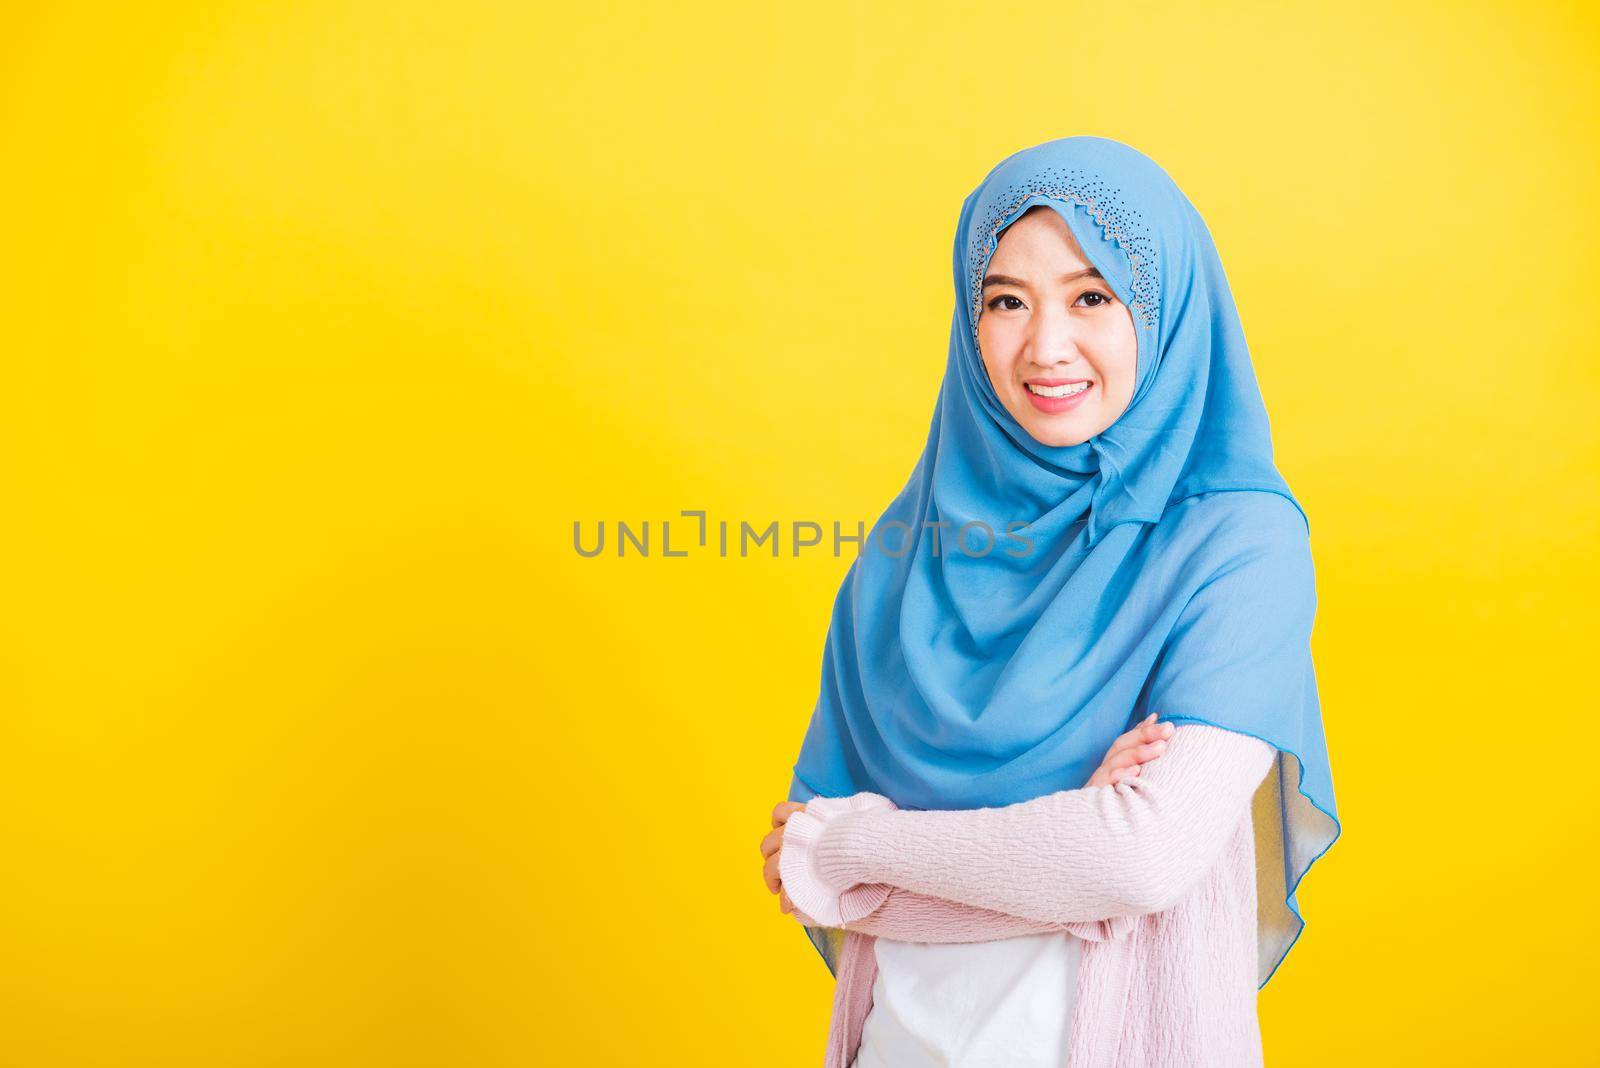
[758, 137, 1341, 1067]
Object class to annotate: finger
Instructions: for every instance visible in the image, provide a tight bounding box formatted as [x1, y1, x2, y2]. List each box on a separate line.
[1143, 715, 1174, 742]
[1138, 717, 1172, 745]
[1111, 739, 1169, 770]
[764, 852, 782, 894]
[772, 801, 805, 827]
[1103, 747, 1143, 772]
[1099, 754, 1132, 777]
[1133, 739, 1168, 762]
[761, 824, 789, 862]
[1104, 729, 1146, 760]
[780, 889, 794, 914]
[1105, 715, 1162, 759]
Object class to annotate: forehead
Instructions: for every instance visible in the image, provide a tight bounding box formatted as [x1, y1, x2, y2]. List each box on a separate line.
[986, 206, 1092, 266]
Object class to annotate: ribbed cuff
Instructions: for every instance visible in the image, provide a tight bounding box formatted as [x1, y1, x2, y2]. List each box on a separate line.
[779, 791, 897, 927]
[812, 810, 881, 889]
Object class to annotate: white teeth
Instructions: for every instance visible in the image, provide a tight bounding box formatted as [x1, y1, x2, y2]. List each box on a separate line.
[1026, 382, 1090, 398]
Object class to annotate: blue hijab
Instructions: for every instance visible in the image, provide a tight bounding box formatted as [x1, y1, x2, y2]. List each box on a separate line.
[787, 136, 1340, 989]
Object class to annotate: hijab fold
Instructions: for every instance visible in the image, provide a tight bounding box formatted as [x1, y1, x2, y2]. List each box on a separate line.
[787, 137, 1340, 988]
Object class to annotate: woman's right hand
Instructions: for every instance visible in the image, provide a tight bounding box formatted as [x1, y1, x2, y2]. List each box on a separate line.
[1087, 712, 1175, 788]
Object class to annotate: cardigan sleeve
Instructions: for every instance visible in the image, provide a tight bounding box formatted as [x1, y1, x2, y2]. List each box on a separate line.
[784, 722, 1275, 927]
[785, 805, 1136, 943]
[778, 791, 895, 927]
[797, 886, 1141, 944]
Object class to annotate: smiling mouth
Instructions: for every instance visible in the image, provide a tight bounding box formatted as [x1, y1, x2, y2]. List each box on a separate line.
[1025, 381, 1091, 398]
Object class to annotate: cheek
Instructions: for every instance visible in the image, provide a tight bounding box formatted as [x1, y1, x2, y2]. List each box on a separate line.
[976, 325, 1015, 383]
[1094, 325, 1139, 394]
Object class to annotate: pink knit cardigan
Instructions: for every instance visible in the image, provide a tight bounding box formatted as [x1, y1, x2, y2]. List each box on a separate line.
[780, 723, 1279, 1068]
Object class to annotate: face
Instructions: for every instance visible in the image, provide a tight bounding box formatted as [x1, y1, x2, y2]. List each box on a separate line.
[976, 205, 1139, 447]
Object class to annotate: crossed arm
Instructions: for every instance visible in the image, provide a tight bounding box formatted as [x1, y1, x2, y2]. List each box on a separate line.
[777, 722, 1276, 941]
[804, 883, 1092, 943]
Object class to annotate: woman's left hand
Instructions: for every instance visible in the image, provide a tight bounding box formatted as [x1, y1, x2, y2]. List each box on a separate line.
[1087, 712, 1174, 787]
[762, 801, 807, 914]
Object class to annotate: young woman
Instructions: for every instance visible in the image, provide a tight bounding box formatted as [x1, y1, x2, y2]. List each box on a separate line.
[758, 137, 1341, 1067]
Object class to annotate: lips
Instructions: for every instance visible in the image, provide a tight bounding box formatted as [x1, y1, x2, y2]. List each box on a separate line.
[1023, 380, 1093, 413]
[1025, 381, 1091, 397]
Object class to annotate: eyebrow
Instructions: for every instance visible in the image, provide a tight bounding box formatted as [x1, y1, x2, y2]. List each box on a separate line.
[981, 268, 1103, 288]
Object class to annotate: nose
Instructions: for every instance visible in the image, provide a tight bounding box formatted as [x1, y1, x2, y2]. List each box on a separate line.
[1026, 298, 1087, 370]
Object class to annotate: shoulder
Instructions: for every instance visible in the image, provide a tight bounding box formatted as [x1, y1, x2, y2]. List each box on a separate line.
[1156, 493, 1318, 638]
[1146, 490, 1313, 590]
[1159, 490, 1308, 549]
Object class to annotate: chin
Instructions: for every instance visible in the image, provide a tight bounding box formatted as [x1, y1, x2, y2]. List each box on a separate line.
[1022, 417, 1092, 448]
[1038, 431, 1091, 447]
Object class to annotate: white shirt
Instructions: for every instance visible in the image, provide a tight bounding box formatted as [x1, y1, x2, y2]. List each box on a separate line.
[850, 930, 1083, 1068]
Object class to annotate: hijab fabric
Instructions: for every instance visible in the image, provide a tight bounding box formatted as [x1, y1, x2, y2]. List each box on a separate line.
[787, 136, 1341, 989]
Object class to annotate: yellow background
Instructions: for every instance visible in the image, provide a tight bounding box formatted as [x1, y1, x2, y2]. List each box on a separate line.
[2, 1, 1595, 1064]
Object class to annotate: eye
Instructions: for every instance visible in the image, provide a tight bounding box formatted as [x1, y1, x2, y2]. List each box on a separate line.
[1076, 290, 1114, 308]
[986, 294, 1025, 312]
